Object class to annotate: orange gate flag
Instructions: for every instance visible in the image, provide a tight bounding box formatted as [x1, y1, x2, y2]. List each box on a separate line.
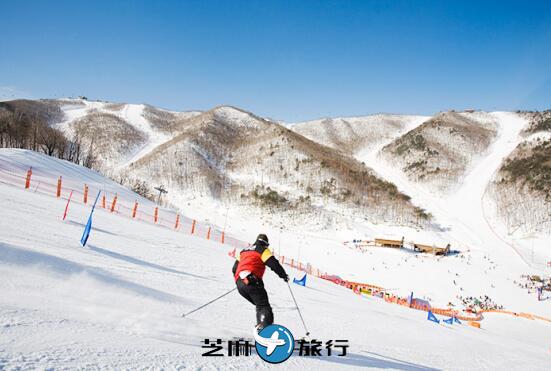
[110, 194, 118, 212]
[154, 207, 159, 223]
[25, 168, 32, 189]
[83, 184, 88, 204]
[56, 176, 62, 198]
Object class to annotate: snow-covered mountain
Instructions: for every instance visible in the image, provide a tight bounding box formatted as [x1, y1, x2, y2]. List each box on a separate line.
[1, 98, 549, 272]
[379, 111, 500, 192]
[126, 105, 429, 230]
[52, 99, 201, 173]
[13, 99, 426, 231]
[290, 114, 428, 157]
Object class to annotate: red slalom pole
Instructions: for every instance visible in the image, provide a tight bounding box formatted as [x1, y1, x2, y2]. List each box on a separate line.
[63, 190, 73, 220]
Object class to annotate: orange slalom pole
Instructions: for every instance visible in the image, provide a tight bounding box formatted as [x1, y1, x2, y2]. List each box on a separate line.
[25, 168, 32, 189]
[102, 195, 106, 208]
[56, 176, 62, 198]
[154, 207, 159, 223]
[83, 184, 88, 204]
[221, 231, 225, 244]
[207, 226, 211, 240]
[110, 194, 118, 212]
[62, 190, 73, 220]
[132, 201, 138, 218]
[191, 220, 196, 234]
[175, 214, 180, 229]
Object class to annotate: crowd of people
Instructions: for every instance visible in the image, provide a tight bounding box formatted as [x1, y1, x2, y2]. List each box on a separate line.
[514, 275, 551, 301]
[456, 295, 504, 312]
[514, 275, 550, 293]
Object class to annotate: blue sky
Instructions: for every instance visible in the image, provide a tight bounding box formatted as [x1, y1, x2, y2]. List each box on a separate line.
[1, 0, 550, 121]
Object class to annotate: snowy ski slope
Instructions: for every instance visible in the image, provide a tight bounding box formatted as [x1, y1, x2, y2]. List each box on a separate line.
[360, 112, 549, 268]
[0, 150, 550, 369]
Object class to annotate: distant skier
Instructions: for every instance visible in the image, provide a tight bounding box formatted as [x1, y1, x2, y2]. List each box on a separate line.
[232, 234, 289, 331]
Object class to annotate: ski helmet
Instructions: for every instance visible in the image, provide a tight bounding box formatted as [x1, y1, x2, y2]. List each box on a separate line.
[256, 234, 269, 246]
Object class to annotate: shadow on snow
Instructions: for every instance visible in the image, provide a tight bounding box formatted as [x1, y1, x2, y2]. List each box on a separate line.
[0, 242, 190, 303]
[88, 244, 211, 280]
[314, 350, 440, 370]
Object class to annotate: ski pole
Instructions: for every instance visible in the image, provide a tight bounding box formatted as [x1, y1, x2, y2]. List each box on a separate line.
[182, 287, 237, 317]
[287, 282, 310, 336]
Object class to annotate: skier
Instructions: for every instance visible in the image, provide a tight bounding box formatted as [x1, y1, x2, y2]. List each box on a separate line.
[232, 234, 289, 331]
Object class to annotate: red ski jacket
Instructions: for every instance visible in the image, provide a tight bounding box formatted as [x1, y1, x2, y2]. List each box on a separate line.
[232, 243, 287, 282]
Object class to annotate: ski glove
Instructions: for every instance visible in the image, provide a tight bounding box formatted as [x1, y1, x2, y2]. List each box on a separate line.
[283, 275, 289, 282]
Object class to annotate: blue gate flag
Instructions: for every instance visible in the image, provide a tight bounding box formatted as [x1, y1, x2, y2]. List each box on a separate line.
[453, 317, 461, 324]
[80, 191, 101, 247]
[443, 317, 454, 325]
[427, 311, 440, 323]
[293, 274, 307, 287]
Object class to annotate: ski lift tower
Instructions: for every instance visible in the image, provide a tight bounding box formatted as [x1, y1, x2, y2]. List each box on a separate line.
[154, 185, 168, 205]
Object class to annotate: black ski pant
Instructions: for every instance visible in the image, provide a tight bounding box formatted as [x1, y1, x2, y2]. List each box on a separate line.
[236, 276, 274, 330]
